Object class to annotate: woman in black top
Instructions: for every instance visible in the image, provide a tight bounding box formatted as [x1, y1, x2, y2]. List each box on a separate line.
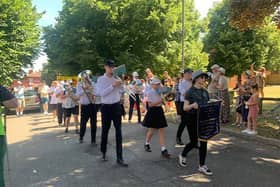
[178, 70, 213, 176]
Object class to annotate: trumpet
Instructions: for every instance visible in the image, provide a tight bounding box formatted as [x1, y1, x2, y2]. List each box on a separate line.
[78, 70, 95, 103]
[114, 74, 137, 101]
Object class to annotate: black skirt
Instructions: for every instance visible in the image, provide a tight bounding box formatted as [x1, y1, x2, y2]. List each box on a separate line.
[142, 106, 168, 129]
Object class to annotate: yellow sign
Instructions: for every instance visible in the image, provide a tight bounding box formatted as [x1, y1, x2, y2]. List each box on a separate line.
[56, 76, 79, 86]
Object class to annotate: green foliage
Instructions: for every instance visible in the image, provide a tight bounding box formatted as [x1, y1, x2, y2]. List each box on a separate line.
[229, 0, 280, 30]
[43, 0, 208, 78]
[203, 0, 280, 76]
[0, 0, 41, 86]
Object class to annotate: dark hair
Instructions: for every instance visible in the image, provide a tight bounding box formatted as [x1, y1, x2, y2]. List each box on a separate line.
[251, 83, 258, 91]
[192, 75, 207, 85]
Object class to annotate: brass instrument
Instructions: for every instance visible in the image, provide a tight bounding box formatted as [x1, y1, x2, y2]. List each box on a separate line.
[78, 70, 95, 103]
[113, 64, 137, 101]
[158, 86, 175, 102]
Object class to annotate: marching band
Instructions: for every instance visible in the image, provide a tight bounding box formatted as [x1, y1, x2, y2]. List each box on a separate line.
[40, 61, 221, 175]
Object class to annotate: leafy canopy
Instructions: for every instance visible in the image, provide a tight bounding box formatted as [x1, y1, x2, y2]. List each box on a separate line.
[43, 0, 208, 78]
[0, 0, 41, 86]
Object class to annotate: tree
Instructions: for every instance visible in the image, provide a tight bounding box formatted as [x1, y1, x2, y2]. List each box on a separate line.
[229, 0, 280, 30]
[0, 0, 41, 85]
[43, 0, 208, 78]
[203, 0, 280, 76]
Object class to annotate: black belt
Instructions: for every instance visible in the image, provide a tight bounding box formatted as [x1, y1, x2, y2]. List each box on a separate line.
[81, 103, 94, 106]
[102, 102, 120, 106]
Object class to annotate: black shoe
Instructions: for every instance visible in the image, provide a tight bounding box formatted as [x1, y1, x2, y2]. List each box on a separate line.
[176, 138, 184, 146]
[161, 149, 171, 159]
[102, 153, 108, 161]
[144, 144, 152, 152]
[79, 139, 83, 144]
[75, 129, 79, 134]
[117, 159, 128, 167]
[65, 128, 68, 133]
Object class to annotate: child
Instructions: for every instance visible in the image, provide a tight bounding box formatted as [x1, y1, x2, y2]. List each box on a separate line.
[142, 78, 170, 158]
[242, 84, 259, 135]
[241, 86, 251, 127]
[232, 88, 243, 127]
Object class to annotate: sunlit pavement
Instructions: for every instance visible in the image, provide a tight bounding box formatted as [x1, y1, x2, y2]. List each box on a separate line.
[4, 112, 280, 187]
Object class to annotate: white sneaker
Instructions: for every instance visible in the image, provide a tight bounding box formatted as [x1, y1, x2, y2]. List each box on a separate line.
[241, 129, 250, 133]
[178, 154, 187, 167]
[198, 165, 213, 176]
[44, 112, 48, 115]
[247, 130, 257, 135]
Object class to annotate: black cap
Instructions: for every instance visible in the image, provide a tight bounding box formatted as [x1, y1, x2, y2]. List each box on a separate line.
[184, 68, 193, 74]
[104, 59, 115, 67]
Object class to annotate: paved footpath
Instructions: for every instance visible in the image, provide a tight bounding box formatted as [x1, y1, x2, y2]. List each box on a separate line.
[4, 113, 280, 187]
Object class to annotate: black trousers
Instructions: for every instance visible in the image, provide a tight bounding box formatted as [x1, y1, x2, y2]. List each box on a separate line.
[80, 104, 97, 143]
[57, 103, 65, 124]
[0, 136, 6, 187]
[181, 114, 207, 166]
[128, 94, 141, 122]
[176, 102, 186, 139]
[100, 103, 123, 160]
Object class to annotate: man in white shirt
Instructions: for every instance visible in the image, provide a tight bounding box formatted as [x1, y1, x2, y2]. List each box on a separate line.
[176, 68, 193, 145]
[55, 82, 65, 127]
[96, 59, 128, 167]
[128, 72, 143, 123]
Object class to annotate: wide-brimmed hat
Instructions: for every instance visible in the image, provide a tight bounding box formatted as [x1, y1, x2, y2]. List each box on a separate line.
[150, 78, 161, 85]
[192, 70, 208, 81]
[211, 64, 220, 69]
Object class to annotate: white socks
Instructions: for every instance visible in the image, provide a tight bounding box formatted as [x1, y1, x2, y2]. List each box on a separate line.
[161, 146, 166, 151]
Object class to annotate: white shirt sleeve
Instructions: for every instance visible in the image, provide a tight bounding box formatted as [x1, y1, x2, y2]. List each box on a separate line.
[76, 83, 84, 97]
[179, 81, 185, 96]
[96, 77, 114, 97]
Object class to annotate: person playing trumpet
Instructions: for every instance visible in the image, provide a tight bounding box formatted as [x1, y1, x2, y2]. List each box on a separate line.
[96, 59, 128, 167]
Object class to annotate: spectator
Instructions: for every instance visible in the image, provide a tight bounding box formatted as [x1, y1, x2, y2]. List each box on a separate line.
[217, 67, 230, 124]
[14, 81, 25, 116]
[242, 84, 259, 135]
[256, 67, 266, 98]
[208, 64, 220, 99]
[38, 80, 50, 115]
[232, 88, 243, 127]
